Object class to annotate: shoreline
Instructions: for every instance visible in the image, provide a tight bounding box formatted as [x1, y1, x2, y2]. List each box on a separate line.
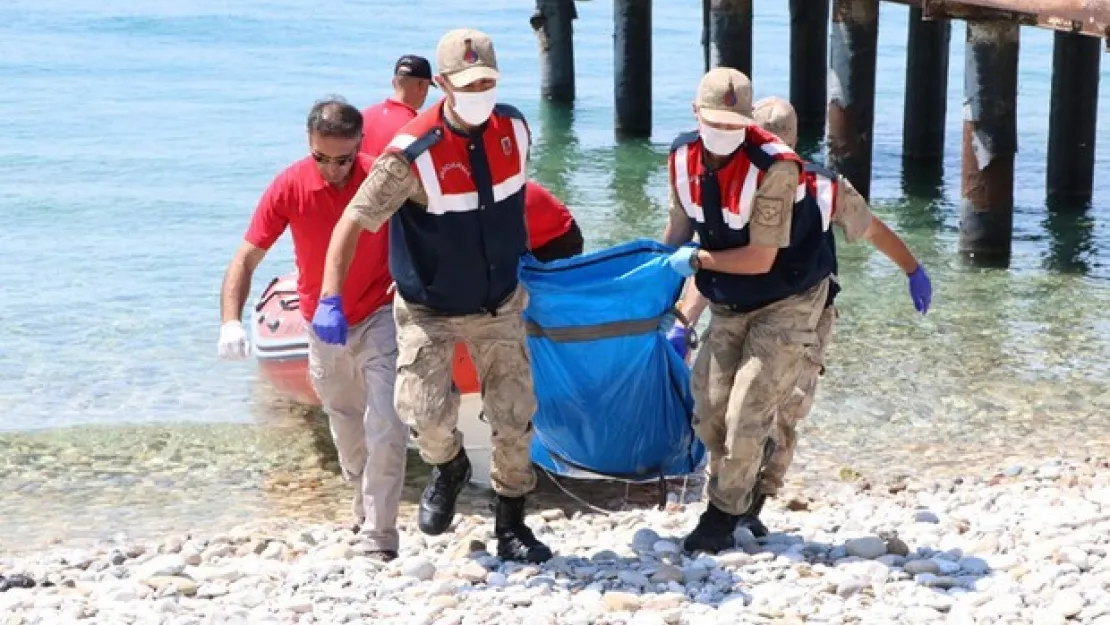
[5, 414, 1110, 557]
[3, 456, 1109, 624]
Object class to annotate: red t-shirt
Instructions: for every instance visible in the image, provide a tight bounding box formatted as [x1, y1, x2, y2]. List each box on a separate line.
[361, 99, 418, 156]
[525, 181, 575, 249]
[244, 154, 392, 326]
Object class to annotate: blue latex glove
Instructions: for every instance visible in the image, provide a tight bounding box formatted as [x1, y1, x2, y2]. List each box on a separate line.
[668, 246, 699, 278]
[908, 265, 932, 314]
[311, 295, 348, 344]
[666, 325, 689, 359]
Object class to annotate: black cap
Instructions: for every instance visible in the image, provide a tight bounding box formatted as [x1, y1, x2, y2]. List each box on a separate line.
[394, 54, 433, 80]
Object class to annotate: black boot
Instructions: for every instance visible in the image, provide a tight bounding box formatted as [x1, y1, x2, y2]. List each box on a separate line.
[737, 493, 769, 538]
[417, 451, 472, 536]
[683, 502, 741, 555]
[494, 495, 553, 563]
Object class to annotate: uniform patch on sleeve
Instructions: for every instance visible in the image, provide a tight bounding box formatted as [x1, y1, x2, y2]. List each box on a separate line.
[365, 155, 414, 209]
[754, 197, 785, 227]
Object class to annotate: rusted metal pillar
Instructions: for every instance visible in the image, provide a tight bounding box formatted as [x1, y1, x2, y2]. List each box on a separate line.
[959, 21, 1019, 266]
[902, 7, 951, 166]
[530, 0, 578, 104]
[614, 0, 652, 138]
[1046, 31, 1101, 207]
[827, 0, 879, 200]
[789, 0, 830, 144]
[709, 0, 753, 77]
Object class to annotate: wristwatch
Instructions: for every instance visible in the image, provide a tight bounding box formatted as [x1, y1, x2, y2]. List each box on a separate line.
[688, 250, 702, 273]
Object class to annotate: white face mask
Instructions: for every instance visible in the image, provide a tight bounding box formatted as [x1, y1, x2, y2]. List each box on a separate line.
[699, 123, 746, 156]
[451, 87, 498, 126]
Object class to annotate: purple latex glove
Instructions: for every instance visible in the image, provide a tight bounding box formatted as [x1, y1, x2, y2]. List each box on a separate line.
[311, 295, 348, 344]
[666, 325, 689, 359]
[908, 265, 932, 314]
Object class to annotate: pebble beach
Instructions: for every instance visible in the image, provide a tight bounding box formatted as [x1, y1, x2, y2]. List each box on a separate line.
[5, 1, 1110, 624]
[4, 456, 1110, 625]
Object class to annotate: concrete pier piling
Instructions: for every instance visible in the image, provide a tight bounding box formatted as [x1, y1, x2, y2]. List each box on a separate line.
[614, 0, 652, 138]
[531, 0, 578, 104]
[1046, 30, 1102, 207]
[959, 21, 1020, 266]
[902, 7, 951, 170]
[789, 0, 830, 144]
[708, 0, 754, 77]
[826, 0, 880, 200]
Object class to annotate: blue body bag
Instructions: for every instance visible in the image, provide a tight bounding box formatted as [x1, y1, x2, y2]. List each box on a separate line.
[519, 239, 707, 481]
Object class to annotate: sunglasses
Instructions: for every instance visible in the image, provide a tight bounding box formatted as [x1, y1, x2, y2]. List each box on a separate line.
[311, 149, 358, 166]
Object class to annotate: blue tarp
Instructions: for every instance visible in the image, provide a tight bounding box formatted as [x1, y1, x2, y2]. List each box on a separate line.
[520, 239, 706, 481]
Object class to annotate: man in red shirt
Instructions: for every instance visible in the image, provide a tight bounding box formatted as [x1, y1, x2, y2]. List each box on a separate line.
[525, 181, 584, 262]
[217, 97, 407, 562]
[360, 55, 434, 156]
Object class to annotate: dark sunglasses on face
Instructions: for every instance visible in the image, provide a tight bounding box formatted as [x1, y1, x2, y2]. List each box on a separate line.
[312, 149, 358, 166]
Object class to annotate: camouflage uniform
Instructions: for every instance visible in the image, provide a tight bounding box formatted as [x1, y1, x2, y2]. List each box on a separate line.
[755, 167, 876, 498]
[691, 278, 829, 516]
[340, 28, 551, 563]
[346, 149, 537, 500]
[755, 302, 836, 496]
[390, 287, 537, 497]
[664, 68, 835, 522]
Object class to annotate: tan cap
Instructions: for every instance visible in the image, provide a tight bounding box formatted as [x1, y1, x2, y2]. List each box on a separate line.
[695, 68, 754, 126]
[435, 28, 500, 87]
[753, 96, 798, 148]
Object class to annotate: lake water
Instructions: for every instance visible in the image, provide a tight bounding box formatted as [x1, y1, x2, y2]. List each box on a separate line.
[2, 0, 1109, 554]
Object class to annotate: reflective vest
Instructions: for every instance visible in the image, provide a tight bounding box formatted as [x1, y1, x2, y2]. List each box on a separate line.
[804, 162, 842, 307]
[668, 127, 835, 312]
[386, 101, 531, 315]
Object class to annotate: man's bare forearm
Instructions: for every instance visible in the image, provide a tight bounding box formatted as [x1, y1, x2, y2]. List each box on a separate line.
[220, 264, 252, 324]
[320, 214, 363, 299]
[697, 245, 778, 276]
[220, 243, 267, 323]
[663, 184, 694, 248]
[663, 219, 694, 248]
[677, 280, 710, 327]
[695, 160, 794, 275]
[865, 218, 920, 274]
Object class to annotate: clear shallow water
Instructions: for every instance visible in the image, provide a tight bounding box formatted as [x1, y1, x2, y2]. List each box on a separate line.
[2, 0, 1110, 553]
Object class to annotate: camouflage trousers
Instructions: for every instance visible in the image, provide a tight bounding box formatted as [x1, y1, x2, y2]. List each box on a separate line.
[756, 304, 838, 497]
[393, 285, 538, 498]
[691, 278, 829, 516]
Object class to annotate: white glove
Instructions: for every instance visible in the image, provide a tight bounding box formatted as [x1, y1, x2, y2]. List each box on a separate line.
[218, 321, 250, 360]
